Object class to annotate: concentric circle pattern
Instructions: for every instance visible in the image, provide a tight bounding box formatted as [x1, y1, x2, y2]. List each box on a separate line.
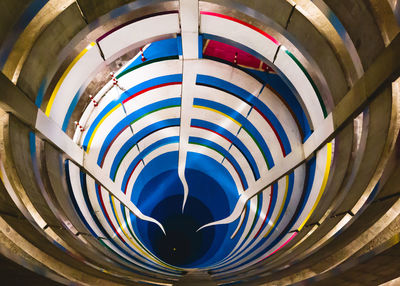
[63, 12, 333, 276]
[0, 0, 399, 285]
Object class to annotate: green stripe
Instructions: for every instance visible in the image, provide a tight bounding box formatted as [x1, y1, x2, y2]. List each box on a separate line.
[242, 127, 270, 170]
[121, 205, 156, 259]
[189, 142, 225, 157]
[116, 56, 179, 79]
[285, 50, 328, 118]
[244, 194, 261, 240]
[112, 105, 181, 181]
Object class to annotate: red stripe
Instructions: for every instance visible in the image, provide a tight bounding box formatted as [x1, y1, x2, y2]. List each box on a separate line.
[96, 185, 125, 243]
[123, 160, 142, 194]
[224, 157, 245, 191]
[191, 125, 245, 190]
[254, 184, 274, 239]
[122, 82, 182, 104]
[200, 11, 280, 45]
[253, 106, 286, 157]
[190, 125, 232, 144]
[100, 126, 130, 167]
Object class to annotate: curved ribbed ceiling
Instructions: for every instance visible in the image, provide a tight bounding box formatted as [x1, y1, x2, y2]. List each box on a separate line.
[45, 5, 334, 278]
[1, 0, 399, 285]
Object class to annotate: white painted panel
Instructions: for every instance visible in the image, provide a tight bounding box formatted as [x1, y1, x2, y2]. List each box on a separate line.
[85, 106, 126, 164]
[246, 111, 282, 161]
[50, 45, 104, 127]
[68, 163, 100, 235]
[291, 144, 328, 230]
[222, 160, 245, 195]
[200, 14, 278, 62]
[236, 129, 268, 175]
[274, 48, 324, 127]
[187, 144, 224, 163]
[126, 160, 144, 200]
[180, 0, 199, 59]
[257, 87, 302, 150]
[196, 85, 252, 116]
[114, 146, 140, 191]
[131, 107, 180, 135]
[101, 127, 133, 176]
[229, 144, 256, 186]
[138, 126, 180, 152]
[196, 59, 263, 96]
[36, 110, 84, 165]
[143, 143, 179, 165]
[188, 126, 231, 150]
[191, 107, 241, 135]
[99, 14, 180, 60]
[117, 60, 182, 89]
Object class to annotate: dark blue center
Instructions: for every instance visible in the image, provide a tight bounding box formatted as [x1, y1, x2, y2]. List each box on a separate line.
[132, 151, 239, 267]
[147, 195, 214, 267]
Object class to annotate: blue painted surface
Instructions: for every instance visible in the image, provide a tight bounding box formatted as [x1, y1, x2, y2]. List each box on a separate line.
[108, 117, 180, 178]
[193, 97, 275, 169]
[191, 118, 260, 180]
[83, 74, 182, 151]
[196, 74, 292, 155]
[201, 33, 311, 141]
[189, 136, 249, 190]
[132, 151, 241, 267]
[121, 136, 180, 192]
[118, 37, 180, 76]
[62, 86, 85, 131]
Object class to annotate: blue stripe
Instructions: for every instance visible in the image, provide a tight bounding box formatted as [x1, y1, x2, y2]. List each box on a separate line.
[94, 182, 179, 274]
[191, 118, 260, 180]
[189, 136, 248, 190]
[218, 162, 314, 270]
[196, 74, 291, 155]
[35, 79, 47, 108]
[121, 136, 180, 192]
[64, 160, 98, 238]
[193, 97, 274, 168]
[62, 86, 84, 131]
[109, 118, 180, 180]
[217, 182, 278, 270]
[100, 98, 181, 167]
[118, 38, 180, 76]
[198, 35, 203, 59]
[201, 33, 311, 141]
[83, 74, 182, 150]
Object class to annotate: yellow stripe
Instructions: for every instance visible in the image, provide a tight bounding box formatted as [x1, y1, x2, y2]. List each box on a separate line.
[264, 175, 289, 238]
[45, 42, 95, 116]
[86, 104, 121, 153]
[298, 142, 332, 231]
[193, 105, 242, 127]
[202, 39, 210, 53]
[111, 196, 180, 270]
[110, 197, 151, 258]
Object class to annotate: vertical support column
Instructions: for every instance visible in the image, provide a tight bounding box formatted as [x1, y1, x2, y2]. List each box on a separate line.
[179, 0, 199, 60]
[178, 0, 199, 211]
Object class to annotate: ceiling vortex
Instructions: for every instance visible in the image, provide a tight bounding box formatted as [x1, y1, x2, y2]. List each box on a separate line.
[60, 4, 333, 277]
[1, 0, 399, 285]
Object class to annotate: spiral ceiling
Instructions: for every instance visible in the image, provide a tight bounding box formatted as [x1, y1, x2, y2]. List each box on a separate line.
[0, 0, 399, 285]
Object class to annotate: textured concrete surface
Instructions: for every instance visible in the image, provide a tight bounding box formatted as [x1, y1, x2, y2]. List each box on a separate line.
[0, 0, 399, 285]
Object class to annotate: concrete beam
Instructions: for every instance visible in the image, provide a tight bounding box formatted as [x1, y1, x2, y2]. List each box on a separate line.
[0, 72, 37, 128]
[0, 72, 165, 234]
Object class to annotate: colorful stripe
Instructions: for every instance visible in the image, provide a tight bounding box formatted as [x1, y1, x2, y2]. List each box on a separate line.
[298, 142, 332, 231]
[45, 42, 95, 116]
[200, 11, 280, 45]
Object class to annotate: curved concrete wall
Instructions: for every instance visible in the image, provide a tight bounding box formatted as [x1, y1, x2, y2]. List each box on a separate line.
[0, 0, 399, 285]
